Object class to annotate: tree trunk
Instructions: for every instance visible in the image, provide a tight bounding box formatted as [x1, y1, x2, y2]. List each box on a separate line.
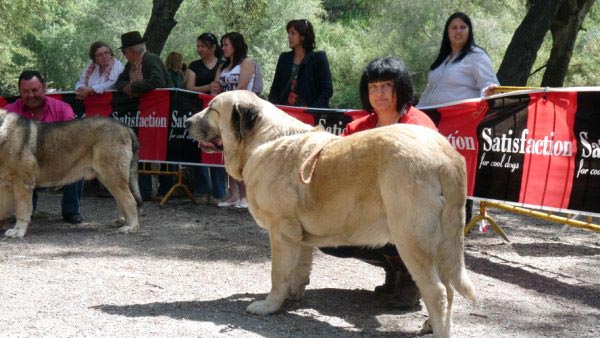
[143, 0, 184, 56]
[497, 0, 563, 86]
[541, 0, 596, 87]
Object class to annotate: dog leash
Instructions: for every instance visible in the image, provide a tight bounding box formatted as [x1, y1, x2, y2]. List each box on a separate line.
[299, 138, 336, 184]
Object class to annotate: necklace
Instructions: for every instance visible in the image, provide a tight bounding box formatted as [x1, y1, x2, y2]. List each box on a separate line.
[203, 58, 218, 69]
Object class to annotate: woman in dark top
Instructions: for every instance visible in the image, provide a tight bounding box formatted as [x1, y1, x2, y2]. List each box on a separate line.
[184, 33, 226, 204]
[186, 33, 224, 93]
[268, 19, 333, 108]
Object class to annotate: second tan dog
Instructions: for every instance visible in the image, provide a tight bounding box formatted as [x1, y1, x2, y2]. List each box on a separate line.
[185, 91, 476, 338]
[0, 110, 142, 238]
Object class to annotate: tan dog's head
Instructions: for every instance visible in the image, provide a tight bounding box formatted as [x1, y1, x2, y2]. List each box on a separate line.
[185, 90, 262, 179]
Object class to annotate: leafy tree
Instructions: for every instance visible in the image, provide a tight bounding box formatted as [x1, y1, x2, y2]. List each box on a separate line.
[542, 0, 596, 86]
[0, 1, 55, 95]
[144, 0, 185, 55]
[563, 4, 600, 85]
[162, 0, 325, 100]
[1, 0, 597, 108]
[497, 0, 567, 85]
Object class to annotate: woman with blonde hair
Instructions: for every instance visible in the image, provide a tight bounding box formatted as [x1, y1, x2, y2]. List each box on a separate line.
[165, 51, 184, 88]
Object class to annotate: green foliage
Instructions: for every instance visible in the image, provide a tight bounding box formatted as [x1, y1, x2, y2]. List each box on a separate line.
[0, 0, 151, 95]
[563, 4, 600, 86]
[163, 0, 325, 101]
[0, 0, 597, 106]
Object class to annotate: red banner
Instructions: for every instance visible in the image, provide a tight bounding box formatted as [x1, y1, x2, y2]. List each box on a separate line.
[2, 88, 599, 215]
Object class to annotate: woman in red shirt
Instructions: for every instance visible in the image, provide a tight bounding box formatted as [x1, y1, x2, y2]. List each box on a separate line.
[321, 56, 436, 310]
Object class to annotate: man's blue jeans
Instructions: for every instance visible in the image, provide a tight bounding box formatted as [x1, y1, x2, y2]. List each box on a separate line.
[32, 180, 84, 216]
[62, 180, 84, 216]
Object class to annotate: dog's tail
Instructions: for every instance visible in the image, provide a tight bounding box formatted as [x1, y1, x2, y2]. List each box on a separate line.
[128, 128, 143, 209]
[438, 151, 477, 303]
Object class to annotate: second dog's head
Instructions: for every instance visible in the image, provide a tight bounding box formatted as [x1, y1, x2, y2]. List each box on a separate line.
[185, 90, 261, 179]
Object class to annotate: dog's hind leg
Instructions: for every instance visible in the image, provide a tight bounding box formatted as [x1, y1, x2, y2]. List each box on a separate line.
[247, 229, 305, 315]
[393, 238, 450, 338]
[444, 280, 454, 335]
[97, 173, 139, 234]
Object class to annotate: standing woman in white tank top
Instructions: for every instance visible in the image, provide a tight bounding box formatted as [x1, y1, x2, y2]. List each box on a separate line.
[210, 32, 257, 208]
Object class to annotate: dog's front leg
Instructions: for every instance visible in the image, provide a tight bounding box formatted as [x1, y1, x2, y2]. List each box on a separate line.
[287, 245, 313, 300]
[247, 230, 304, 315]
[0, 187, 10, 230]
[4, 186, 33, 238]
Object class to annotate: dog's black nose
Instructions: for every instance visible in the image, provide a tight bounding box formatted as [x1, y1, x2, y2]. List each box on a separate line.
[185, 120, 191, 129]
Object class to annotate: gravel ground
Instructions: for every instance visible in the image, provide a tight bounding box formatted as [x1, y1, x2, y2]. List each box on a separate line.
[1, 191, 599, 337]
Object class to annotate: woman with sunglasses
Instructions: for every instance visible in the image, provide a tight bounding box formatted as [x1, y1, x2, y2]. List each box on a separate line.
[268, 19, 333, 108]
[75, 41, 124, 100]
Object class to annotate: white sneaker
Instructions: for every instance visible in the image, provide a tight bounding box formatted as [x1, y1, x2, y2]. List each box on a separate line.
[207, 196, 223, 205]
[235, 198, 248, 209]
[218, 199, 239, 208]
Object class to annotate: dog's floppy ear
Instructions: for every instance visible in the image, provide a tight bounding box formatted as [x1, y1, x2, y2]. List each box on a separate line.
[231, 102, 260, 141]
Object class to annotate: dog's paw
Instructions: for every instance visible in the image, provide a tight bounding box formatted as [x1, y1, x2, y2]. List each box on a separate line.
[420, 318, 433, 334]
[117, 225, 139, 234]
[287, 285, 306, 301]
[5, 228, 25, 238]
[246, 300, 280, 315]
[112, 218, 126, 227]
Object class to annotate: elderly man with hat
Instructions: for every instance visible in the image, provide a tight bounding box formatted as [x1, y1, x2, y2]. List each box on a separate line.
[115, 31, 173, 201]
[115, 31, 172, 98]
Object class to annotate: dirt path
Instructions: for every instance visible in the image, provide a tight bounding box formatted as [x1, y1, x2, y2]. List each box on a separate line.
[1, 192, 599, 337]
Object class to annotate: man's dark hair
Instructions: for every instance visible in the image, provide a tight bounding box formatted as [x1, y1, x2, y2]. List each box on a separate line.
[18, 70, 45, 86]
[359, 56, 414, 113]
[286, 19, 316, 52]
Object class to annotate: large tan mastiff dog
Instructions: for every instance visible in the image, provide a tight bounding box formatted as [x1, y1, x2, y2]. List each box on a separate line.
[185, 91, 476, 338]
[0, 109, 142, 238]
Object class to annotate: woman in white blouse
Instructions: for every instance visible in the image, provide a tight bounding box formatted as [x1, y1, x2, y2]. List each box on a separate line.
[418, 12, 498, 107]
[75, 41, 124, 100]
[418, 12, 499, 224]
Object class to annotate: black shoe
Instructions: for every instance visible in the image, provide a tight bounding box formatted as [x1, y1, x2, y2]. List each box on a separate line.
[380, 279, 422, 310]
[62, 213, 83, 224]
[374, 267, 398, 294]
[142, 195, 160, 202]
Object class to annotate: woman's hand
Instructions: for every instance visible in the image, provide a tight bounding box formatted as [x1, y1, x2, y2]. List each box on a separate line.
[75, 86, 93, 100]
[483, 84, 498, 97]
[210, 81, 222, 96]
